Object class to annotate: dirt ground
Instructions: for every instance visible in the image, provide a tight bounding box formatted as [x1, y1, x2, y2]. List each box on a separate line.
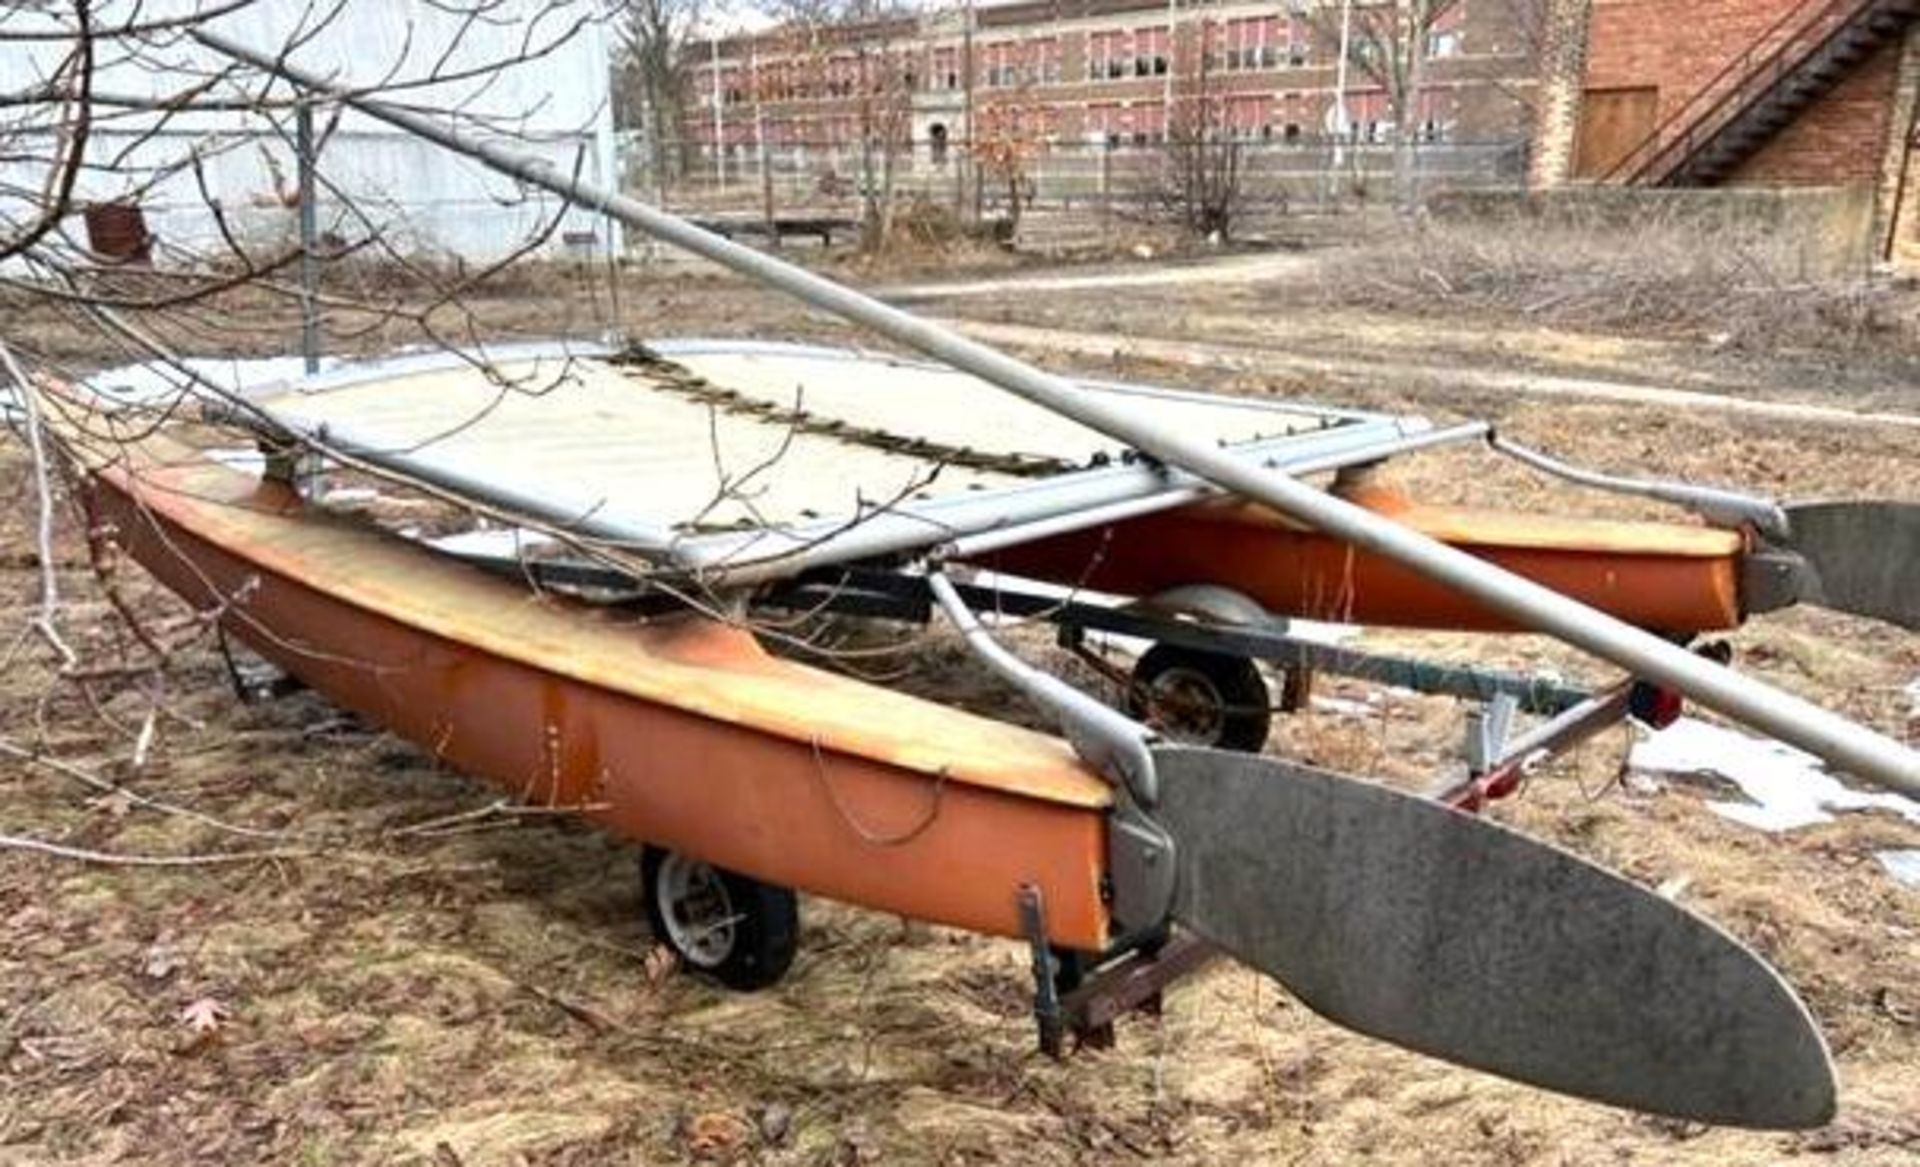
[3, 246, 1920, 1165]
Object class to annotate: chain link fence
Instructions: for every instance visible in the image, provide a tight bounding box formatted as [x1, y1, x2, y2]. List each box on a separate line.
[618, 132, 1530, 249]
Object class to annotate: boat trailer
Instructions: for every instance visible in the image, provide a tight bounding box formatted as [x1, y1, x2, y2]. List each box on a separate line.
[446, 546, 1689, 1055]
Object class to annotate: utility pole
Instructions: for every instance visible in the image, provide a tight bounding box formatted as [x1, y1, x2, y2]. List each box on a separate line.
[710, 34, 726, 189]
[963, 0, 977, 223]
[752, 37, 775, 241]
[1327, 0, 1353, 202]
[1162, 0, 1176, 112]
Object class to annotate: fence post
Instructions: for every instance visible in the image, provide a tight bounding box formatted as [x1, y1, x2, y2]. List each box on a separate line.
[758, 123, 777, 248]
[296, 95, 320, 376]
[1100, 138, 1112, 247]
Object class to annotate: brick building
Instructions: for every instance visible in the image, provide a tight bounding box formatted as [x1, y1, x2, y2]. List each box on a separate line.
[1532, 0, 1920, 265]
[682, 1, 1544, 168]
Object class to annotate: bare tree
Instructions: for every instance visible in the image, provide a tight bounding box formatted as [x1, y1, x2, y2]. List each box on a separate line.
[1156, 45, 1241, 240]
[1305, 0, 1462, 211]
[770, 0, 916, 251]
[975, 73, 1044, 238]
[1, 0, 623, 703]
[1479, 0, 1556, 117]
[610, 0, 704, 186]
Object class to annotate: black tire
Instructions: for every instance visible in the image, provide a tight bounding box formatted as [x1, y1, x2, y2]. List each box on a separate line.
[641, 846, 798, 991]
[1126, 644, 1272, 753]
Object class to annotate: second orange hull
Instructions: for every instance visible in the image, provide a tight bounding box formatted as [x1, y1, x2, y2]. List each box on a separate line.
[985, 492, 1747, 635]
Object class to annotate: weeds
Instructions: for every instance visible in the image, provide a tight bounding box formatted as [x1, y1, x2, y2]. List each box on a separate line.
[1316, 202, 1917, 356]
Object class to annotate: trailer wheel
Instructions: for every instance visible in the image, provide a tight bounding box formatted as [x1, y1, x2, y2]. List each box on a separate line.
[1127, 644, 1272, 753]
[642, 846, 798, 991]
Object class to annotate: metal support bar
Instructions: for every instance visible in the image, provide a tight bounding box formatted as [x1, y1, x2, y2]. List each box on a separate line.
[927, 571, 1158, 804]
[764, 570, 1594, 714]
[193, 28, 1920, 800]
[940, 421, 1491, 561]
[1489, 433, 1790, 539]
[1465, 692, 1519, 774]
[1057, 933, 1218, 1035]
[1433, 681, 1636, 810]
[444, 552, 1594, 714]
[676, 416, 1435, 587]
[274, 412, 683, 554]
[930, 572, 1177, 940]
[1017, 885, 1066, 1058]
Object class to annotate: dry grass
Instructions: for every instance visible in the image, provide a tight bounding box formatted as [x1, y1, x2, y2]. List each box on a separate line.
[4, 265, 1920, 1164]
[1315, 209, 1918, 357]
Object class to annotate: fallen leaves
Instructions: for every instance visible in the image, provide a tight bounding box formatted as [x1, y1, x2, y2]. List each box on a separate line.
[174, 996, 229, 1055]
[140, 934, 181, 981]
[684, 1111, 751, 1160]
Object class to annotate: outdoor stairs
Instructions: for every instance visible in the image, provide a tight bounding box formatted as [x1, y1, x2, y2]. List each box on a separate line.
[1609, 0, 1920, 187]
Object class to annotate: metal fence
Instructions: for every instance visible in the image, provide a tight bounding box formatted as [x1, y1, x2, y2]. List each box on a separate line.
[619, 133, 1530, 242]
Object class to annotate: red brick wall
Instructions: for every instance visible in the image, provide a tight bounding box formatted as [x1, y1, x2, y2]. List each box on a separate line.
[1584, 0, 1901, 187]
[1733, 38, 1901, 184]
[1587, 0, 1804, 125]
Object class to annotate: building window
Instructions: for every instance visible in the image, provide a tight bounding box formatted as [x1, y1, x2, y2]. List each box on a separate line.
[985, 41, 1018, 88]
[1218, 17, 1280, 72]
[826, 55, 856, 99]
[1428, 30, 1463, 59]
[1229, 95, 1266, 140]
[1087, 102, 1123, 145]
[1134, 27, 1168, 77]
[1089, 31, 1134, 82]
[1032, 37, 1062, 85]
[1285, 16, 1310, 67]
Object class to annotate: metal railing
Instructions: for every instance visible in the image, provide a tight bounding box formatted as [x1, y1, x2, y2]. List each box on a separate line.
[625, 135, 1529, 227]
[1602, 0, 1887, 185]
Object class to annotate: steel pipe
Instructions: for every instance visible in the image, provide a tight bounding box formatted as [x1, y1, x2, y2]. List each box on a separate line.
[192, 28, 1920, 798]
[1490, 433, 1790, 538]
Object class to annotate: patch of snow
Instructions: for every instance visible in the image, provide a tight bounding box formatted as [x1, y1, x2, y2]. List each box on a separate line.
[1630, 717, 1920, 833]
[322, 487, 384, 506]
[1311, 694, 1381, 719]
[427, 528, 554, 558]
[1288, 619, 1360, 646]
[82, 355, 333, 408]
[204, 448, 267, 475]
[1877, 850, 1920, 890]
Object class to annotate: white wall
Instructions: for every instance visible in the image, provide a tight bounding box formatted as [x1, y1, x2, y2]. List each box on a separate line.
[0, 0, 618, 263]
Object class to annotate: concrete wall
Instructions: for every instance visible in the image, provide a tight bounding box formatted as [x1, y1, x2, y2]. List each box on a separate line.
[1558, 1, 1920, 268]
[1430, 185, 1881, 276]
[1875, 28, 1920, 267]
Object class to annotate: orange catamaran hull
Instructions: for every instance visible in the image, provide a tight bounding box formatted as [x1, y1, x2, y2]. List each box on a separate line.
[989, 485, 1747, 635]
[74, 431, 1750, 957]
[80, 436, 1116, 950]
